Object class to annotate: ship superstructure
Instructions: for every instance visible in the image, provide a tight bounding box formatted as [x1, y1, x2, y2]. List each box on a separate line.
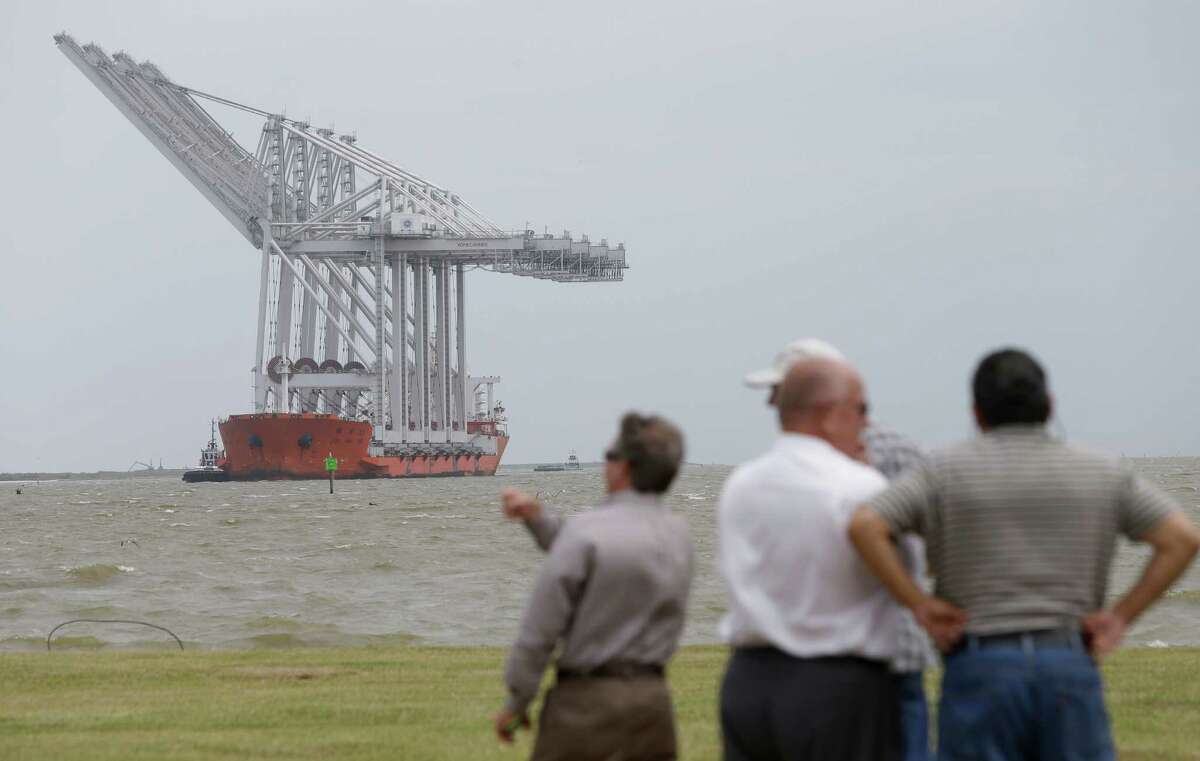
[55, 33, 626, 479]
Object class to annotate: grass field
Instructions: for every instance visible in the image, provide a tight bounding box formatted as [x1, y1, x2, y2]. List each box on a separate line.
[1, 645, 1196, 760]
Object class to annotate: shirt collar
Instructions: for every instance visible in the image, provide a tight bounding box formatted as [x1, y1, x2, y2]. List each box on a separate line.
[774, 431, 842, 457]
[983, 423, 1050, 439]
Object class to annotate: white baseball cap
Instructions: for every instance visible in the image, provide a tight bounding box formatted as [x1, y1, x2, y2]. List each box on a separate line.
[744, 338, 846, 388]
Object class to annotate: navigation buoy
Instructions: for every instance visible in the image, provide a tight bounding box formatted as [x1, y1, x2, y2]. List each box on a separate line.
[326, 452, 338, 493]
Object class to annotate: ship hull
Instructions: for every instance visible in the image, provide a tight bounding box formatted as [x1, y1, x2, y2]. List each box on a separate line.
[217, 414, 508, 481]
[182, 468, 230, 483]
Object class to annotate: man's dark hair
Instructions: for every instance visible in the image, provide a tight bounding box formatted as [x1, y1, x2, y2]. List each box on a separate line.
[607, 412, 685, 494]
[972, 348, 1051, 427]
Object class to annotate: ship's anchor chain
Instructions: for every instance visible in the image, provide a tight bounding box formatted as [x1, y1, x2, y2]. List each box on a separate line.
[46, 619, 185, 651]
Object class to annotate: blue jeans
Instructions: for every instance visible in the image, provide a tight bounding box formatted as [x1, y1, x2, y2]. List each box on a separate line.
[938, 636, 1115, 760]
[896, 672, 930, 761]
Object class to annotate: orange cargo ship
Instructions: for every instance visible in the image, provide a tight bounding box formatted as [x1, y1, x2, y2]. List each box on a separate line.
[212, 413, 508, 480]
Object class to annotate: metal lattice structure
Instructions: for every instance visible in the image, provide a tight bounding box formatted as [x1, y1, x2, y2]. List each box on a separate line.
[55, 33, 626, 451]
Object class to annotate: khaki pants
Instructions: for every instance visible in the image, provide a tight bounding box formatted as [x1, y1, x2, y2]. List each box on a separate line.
[530, 675, 678, 761]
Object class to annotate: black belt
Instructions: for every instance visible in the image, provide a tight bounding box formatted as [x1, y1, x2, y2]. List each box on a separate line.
[734, 646, 888, 670]
[948, 628, 1084, 656]
[557, 661, 664, 681]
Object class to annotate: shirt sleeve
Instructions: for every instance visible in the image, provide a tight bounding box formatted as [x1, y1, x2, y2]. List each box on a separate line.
[524, 511, 565, 552]
[1117, 471, 1180, 541]
[503, 522, 592, 714]
[865, 460, 939, 537]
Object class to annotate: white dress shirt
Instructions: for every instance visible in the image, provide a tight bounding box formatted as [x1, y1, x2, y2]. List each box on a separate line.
[718, 433, 903, 661]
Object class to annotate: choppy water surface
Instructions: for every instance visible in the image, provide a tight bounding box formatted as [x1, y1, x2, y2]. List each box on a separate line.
[2, 460, 1199, 651]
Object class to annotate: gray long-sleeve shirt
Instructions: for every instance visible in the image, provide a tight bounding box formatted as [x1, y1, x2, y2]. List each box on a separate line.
[525, 509, 564, 551]
[503, 490, 694, 714]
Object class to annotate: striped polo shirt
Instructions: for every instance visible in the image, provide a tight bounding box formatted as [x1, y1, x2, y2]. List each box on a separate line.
[868, 425, 1179, 635]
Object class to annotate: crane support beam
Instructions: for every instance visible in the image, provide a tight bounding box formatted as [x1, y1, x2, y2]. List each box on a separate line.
[271, 240, 368, 363]
[392, 253, 408, 441]
[456, 264, 467, 434]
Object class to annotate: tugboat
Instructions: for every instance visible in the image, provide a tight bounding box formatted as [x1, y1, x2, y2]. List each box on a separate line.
[534, 450, 583, 473]
[182, 420, 229, 483]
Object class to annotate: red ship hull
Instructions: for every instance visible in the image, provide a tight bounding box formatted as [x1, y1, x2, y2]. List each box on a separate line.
[218, 413, 508, 480]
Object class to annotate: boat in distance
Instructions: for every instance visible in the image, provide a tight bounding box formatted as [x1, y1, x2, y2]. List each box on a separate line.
[194, 413, 510, 481]
[533, 451, 582, 472]
[51, 36, 622, 486]
[182, 420, 230, 482]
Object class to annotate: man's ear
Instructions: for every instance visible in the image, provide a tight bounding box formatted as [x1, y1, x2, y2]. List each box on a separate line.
[972, 404, 987, 432]
[614, 459, 634, 489]
[816, 408, 832, 438]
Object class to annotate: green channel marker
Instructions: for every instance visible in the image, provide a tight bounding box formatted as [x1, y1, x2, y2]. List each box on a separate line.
[326, 453, 337, 493]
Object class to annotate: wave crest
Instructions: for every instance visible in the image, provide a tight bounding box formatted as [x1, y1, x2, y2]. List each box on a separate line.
[65, 564, 132, 584]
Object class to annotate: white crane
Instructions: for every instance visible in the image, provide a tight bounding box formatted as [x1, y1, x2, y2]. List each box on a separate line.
[55, 34, 626, 454]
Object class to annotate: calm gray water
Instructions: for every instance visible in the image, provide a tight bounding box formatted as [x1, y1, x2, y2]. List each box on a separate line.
[2, 460, 1198, 651]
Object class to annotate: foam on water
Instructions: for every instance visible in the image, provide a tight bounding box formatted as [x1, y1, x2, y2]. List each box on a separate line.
[64, 563, 133, 584]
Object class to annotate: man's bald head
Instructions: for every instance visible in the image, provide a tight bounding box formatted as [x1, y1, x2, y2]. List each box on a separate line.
[778, 358, 869, 460]
[777, 359, 854, 418]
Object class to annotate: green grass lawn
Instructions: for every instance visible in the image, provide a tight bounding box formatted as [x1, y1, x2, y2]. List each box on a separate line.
[1, 645, 1196, 760]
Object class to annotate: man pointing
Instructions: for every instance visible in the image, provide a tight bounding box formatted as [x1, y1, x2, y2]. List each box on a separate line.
[495, 412, 694, 761]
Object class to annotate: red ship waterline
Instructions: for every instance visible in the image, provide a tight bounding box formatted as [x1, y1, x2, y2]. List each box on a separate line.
[216, 414, 508, 480]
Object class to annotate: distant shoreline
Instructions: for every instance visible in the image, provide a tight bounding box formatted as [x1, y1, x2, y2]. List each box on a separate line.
[504, 461, 724, 469]
[0, 469, 188, 482]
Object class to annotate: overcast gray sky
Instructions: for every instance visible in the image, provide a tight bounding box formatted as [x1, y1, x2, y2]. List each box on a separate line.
[2, 0, 1198, 471]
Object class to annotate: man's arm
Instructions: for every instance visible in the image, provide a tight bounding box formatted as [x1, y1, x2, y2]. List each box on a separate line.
[848, 506, 966, 651]
[494, 526, 591, 741]
[1083, 512, 1200, 657]
[501, 488, 564, 551]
